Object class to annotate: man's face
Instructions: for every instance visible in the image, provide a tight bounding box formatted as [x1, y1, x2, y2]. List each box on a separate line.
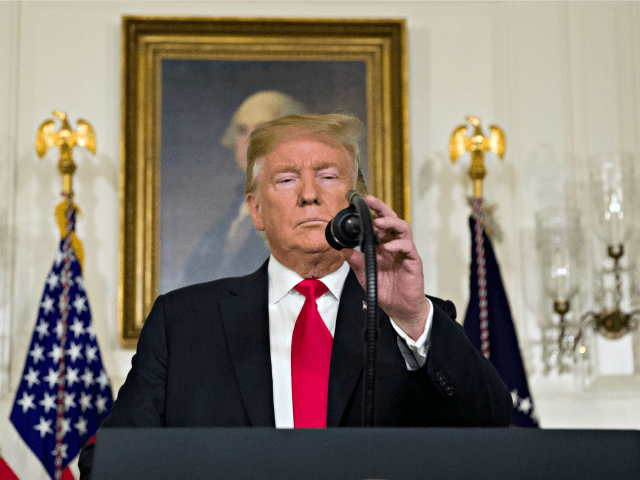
[246, 136, 352, 265]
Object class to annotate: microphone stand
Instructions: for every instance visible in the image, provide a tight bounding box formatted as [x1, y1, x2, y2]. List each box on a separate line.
[326, 190, 379, 427]
[347, 192, 379, 428]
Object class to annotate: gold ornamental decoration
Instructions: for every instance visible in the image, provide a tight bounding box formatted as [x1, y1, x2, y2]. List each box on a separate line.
[449, 115, 506, 198]
[36, 110, 96, 194]
[35, 110, 96, 266]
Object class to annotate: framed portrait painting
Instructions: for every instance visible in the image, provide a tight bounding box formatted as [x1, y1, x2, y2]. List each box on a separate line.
[119, 16, 409, 347]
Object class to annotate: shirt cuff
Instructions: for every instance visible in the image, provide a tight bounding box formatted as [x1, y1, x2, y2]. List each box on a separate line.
[389, 298, 434, 370]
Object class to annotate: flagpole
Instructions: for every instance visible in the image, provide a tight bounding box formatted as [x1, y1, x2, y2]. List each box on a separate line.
[449, 116, 506, 360]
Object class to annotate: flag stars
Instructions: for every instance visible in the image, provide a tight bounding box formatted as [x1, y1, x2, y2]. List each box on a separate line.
[29, 343, 45, 364]
[73, 295, 87, 314]
[511, 389, 518, 406]
[67, 342, 83, 363]
[40, 296, 55, 316]
[96, 370, 110, 390]
[16, 391, 36, 413]
[79, 392, 93, 412]
[75, 416, 88, 436]
[46, 272, 59, 290]
[39, 392, 57, 413]
[33, 416, 54, 439]
[80, 368, 94, 388]
[511, 388, 536, 418]
[48, 344, 63, 364]
[63, 392, 76, 412]
[23, 367, 41, 389]
[85, 324, 95, 340]
[55, 249, 65, 267]
[518, 396, 532, 414]
[54, 320, 64, 339]
[66, 367, 79, 386]
[85, 345, 97, 363]
[59, 418, 72, 437]
[96, 394, 108, 414]
[35, 319, 50, 339]
[52, 443, 69, 460]
[69, 318, 85, 338]
[12, 243, 114, 469]
[44, 368, 60, 389]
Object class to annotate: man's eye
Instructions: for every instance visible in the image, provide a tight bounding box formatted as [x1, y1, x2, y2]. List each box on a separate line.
[317, 173, 341, 186]
[273, 176, 298, 189]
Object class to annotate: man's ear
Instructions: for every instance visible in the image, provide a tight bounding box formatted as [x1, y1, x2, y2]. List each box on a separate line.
[246, 192, 265, 231]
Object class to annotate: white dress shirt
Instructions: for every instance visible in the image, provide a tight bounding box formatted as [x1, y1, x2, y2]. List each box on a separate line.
[267, 255, 433, 428]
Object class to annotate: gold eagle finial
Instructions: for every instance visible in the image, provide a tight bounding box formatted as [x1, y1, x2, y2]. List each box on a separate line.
[35, 111, 96, 267]
[449, 115, 505, 198]
[36, 110, 96, 194]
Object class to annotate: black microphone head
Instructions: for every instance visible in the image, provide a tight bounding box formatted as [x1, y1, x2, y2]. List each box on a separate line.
[325, 205, 362, 250]
[325, 221, 345, 250]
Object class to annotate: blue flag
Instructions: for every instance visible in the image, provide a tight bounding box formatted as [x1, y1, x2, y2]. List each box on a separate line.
[10, 211, 113, 478]
[463, 216, 538, 427]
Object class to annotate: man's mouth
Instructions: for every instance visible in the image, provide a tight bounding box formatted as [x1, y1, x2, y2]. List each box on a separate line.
[298, 218, 327, 226]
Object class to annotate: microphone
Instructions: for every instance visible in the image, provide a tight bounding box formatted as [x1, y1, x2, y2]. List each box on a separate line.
[324, 205, 362, 250]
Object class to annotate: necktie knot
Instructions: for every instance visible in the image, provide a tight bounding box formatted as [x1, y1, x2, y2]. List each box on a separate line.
[294, 279, 328, 300]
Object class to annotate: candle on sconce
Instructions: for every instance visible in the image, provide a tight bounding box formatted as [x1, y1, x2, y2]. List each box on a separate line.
[552, 248, 567, 302]
[609, 198, 622, 246]
[610, 212, 621, 246]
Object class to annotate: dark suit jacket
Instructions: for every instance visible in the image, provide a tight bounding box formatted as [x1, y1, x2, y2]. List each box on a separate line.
[79, 261, 511, 477]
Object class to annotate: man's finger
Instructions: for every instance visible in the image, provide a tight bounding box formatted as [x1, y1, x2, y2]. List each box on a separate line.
[365, 195, 398, 219]
[380, 239, 419, 257]
[373, 217, 411, 236]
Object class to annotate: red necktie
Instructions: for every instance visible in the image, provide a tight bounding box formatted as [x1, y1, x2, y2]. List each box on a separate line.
[291, 279, 332, 428]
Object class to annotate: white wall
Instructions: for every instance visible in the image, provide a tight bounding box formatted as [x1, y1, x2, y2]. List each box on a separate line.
[1, 4, 640, 466]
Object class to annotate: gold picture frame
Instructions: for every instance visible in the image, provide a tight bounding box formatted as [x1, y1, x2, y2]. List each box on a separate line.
[119, 16, 409, 347]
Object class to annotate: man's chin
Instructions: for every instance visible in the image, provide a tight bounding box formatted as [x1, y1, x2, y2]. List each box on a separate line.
[270, 232, 339, 258]
[302, 242, 333, 255]
[294, 229, 330, 247]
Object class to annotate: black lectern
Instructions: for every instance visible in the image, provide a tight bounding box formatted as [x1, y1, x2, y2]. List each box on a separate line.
[91, 427, 640, 479]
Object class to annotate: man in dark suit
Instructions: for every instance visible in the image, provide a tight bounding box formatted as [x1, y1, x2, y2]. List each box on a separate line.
[79, 113, 511, 478]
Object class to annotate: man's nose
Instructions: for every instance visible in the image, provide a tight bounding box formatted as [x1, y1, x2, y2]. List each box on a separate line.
[298, 172, 321, 205]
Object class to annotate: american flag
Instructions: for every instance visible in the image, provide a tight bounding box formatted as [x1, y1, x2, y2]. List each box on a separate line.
[463, 215, 539, 427]
[9, 205, 112, 478]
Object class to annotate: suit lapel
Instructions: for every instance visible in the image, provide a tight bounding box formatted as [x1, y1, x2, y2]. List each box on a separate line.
[219, 262, 275, 427]
[327, 270, 366, 426]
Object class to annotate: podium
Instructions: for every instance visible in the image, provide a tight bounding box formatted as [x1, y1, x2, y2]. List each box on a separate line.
[92, 427, 640, 479]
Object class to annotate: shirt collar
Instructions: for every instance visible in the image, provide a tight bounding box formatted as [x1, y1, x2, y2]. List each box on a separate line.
[268, 255, 351, 305]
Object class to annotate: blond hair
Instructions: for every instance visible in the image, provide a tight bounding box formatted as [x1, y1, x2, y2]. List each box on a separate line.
[245, 113, 367, 195]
